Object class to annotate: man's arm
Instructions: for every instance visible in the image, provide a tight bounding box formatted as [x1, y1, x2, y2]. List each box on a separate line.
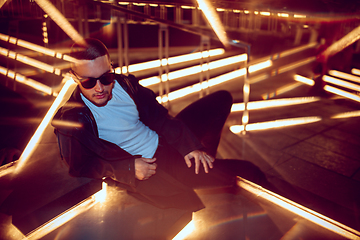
[54, 117, 138, 187]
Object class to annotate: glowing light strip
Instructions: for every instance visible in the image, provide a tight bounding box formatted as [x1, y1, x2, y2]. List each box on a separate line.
[324, 85, 360, 103]
[352, 68, 360, 76]
[261, 82, 303, 99]
[196, 0, 229, 47]
[231, 97, 320, 112]
[272, 42, 317, 60]
[172, 220, 195, 240]
[294, 75, 315, 86]
[0, 33, 77, 62]
[116, 48, 225, 74]
[276, 57, 316, 75]
[0, 46, 62, 75]
[249, 60, 272, 73]
[25, 196, 97, 240]
[329, 70, 360, 84]
[34, 0, 84, 44]
[140, 53, 247, 87]
[323, 75, 360, 92]
[230, 116, 321, 133]
[237, 177, 360, 240]
[26, 181, 106, 240]
[332, 110, 360, 119]
[14, 78, 77, 174]
[0, 66, 53, 95]
[321, 25, 360, 60]
[157, 68, 246, 102]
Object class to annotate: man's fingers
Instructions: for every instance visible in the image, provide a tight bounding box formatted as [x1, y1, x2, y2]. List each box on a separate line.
[194, 155, 200, 174]
[143, 157, 156, 163]
[184, 156, 192, 168]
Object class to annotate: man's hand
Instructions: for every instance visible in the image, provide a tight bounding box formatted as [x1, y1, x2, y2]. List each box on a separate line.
[184, 150, 214, 174]
[134, 157, 157, 180]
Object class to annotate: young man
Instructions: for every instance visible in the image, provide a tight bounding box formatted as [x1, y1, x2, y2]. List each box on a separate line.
[53, 38, 266, 211]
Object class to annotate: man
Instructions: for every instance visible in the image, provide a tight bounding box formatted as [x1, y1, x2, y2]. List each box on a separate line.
[53, 38, 266, 211]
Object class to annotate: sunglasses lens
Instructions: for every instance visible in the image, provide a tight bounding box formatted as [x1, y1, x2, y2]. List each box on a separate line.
[80, 72, 114, 89]
[81, 78, 97, 89]
[99, 73, 115, 85]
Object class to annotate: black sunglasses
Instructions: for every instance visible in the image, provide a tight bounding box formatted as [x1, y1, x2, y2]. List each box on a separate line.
[70, 70, 115, 89]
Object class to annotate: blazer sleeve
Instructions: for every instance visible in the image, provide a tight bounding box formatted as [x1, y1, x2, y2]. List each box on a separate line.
[53, 109, 138, 188]
[128, 75, 203, 156]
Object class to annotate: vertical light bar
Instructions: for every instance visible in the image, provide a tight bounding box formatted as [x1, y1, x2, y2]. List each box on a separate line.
[34, 0, 84, 44]
[196, 0, 229, 47]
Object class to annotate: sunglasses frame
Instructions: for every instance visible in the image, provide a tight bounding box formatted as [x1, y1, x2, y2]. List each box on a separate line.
[70, 70, 115, 89]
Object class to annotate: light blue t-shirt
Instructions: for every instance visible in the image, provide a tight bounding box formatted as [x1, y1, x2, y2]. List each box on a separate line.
[81, 81, 159, 158]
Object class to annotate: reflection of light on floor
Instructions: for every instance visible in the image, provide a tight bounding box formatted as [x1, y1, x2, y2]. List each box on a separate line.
[328, 70, 360, 83]
[262, 82, 303, 99]
[196, 0, 228, 47]
[324, 85, 360, 103]
[237, 177, 360, 240]
[323, 75, 360, 92]
[140, 53, 246, 87]
[332, 110, 360, 119]
[172, 220, 195, 240]
[116, 48, 225, 75]
[14, 78, 77, 174]
[25, 182, 107, 239]
[352, 68, 360, 76]
[229, 116, 321, 133]
[0, 66, 54, 96]
[231, 97, 320, 112]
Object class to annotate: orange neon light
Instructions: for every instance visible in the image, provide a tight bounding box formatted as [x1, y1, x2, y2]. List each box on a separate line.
[230, 116, 321, 133]
[14, 78, 77, 174]
[323, 75, 360, 92]
[351, 68, 360, 76]
[231, 97, 320, 112]
[34, 0, 84, 44]
[324, 85, 360, 103]
[196, 0, 229, 47]
[328, 70, 360, 84]
[237, 177, 360, 240]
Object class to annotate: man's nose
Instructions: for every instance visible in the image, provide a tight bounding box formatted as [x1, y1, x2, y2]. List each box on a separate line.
[94, 80, 104, 92]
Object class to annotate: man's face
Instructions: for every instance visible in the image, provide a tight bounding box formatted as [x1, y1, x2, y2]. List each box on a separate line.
[72, 55, 114, 107]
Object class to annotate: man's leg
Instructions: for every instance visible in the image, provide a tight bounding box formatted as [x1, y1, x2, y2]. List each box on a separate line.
[175, 90, 233, 157]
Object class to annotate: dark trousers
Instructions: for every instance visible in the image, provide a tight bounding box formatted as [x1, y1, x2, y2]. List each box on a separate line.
[131, 91, 268, 210]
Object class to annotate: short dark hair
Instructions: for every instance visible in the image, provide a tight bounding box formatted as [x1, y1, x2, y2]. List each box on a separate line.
[70, 38, 109, 60]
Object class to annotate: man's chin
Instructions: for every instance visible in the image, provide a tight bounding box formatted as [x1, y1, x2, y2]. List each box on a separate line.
[92, 95, 110, 107]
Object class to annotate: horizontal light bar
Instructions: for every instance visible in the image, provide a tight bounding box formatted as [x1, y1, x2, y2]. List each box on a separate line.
[140, 53, 246, 87]
[323, 75, 360, 92]
[351, 68, 360, 76]
[249, 60, 272, 73]
[0, 33, 77, 62]
[275, 56, 316, 75]
[172, 220, 195, 240]
[231, 97, 320, 112]
[157, 68, 246, 102]
[332, 110, 360, 119]
[328, 70, 360, 84]
[324, 85, 360, 103]
[294, 75, 315, 86]
[261, 82, 303, 99]
[230, 116, 321, 133]
[116, 48, 225, 75]
[0, 66, 54, 95]
[237, 177, 360, 240]
[0, 46, 62, 75]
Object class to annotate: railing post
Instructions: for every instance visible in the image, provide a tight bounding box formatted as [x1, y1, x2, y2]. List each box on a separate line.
[158, 24, 169, 106]
[199, 35, 210, 98]
[242, 46, 250, 134]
